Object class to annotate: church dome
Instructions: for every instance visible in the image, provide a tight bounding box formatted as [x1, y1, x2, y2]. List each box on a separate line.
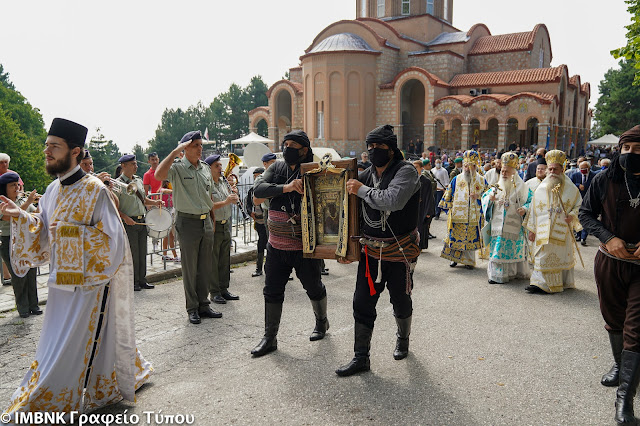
[309, 33, 378, 54]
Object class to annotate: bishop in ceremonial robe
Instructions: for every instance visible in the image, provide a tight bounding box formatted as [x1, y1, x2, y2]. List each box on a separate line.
[439, 150, 487, 269]
[481, 152, 532, 284]
[523, 150, 583, 294]
[1, 119, 152, 422]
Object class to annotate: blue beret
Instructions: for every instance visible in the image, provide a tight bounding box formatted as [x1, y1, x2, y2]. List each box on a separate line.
[180, 130, 202, 144]
[204, 155, 221, 166]
[0, 172, 20, 185]
[119, 154, 136, 163]
[261, 153, 276, 162]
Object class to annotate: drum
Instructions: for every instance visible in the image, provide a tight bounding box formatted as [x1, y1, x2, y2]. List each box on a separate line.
[145, 207, 174, 239]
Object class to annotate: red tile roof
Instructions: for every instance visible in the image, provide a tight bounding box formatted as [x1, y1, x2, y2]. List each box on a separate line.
[434, 92, 557, 107]
[468, 24, 550, 57]
[448, 65, 566, 88]
[568, 75, 581, 88]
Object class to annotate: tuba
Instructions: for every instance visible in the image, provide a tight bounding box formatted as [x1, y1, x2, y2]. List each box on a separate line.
[222, 153, 248, 220]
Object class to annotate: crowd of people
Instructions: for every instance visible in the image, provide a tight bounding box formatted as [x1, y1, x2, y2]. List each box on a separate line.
[1, 117, 639, 425]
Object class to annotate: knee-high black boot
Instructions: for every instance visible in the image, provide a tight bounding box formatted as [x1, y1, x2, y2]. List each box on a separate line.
[251, 302, 282, 357]
[309, 296, 329, 341]
[252, 252, 264, 277]
[393, 316, 412, 360]
[603, 332, 623, 387]
[336, 322, 373, 377]
[615, 350, 640, 425]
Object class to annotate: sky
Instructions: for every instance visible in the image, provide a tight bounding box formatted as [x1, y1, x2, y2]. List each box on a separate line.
[0, 0, 630, 154]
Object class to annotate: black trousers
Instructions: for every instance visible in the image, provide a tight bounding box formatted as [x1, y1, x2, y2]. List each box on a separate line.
[353, 252, 413, 329]
[256, 222, 268, 254]
[0, 236, 38, 315]
[124, 216, 147, 288]
[263, 243, 326, 304]
[595, 251, 640, 352]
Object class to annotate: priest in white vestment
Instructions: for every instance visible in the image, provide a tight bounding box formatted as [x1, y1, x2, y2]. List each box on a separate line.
[481, 152, 532, 284]
[1, 118, 152, 423]
[523, 150, 583, 294]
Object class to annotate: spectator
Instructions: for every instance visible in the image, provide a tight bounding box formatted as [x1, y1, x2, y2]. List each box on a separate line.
[570, 161, 596, 245]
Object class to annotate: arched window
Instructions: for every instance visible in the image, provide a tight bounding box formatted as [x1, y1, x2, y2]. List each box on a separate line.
[402, 0, 410, 15]
[361, 0, 367, 17]
[539, 49, 544, 68]
[377, 0, 385, 17]
[426, 0, 434, 15]
[443, 0, 448, 20]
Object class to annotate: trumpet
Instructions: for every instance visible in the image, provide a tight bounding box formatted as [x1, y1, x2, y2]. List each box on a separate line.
[223, 153, 248, 220]
[91, 172, 136, 195]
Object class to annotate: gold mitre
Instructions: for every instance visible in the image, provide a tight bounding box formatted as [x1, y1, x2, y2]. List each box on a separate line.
[545, 150, 567, 168]
[463, 150, 480, 167]
[500, 152, 519, 169]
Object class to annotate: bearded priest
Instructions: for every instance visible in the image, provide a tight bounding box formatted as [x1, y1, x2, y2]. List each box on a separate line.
[438, 150, 488, 269]
[481, 152, 532, 284]
[523, 150, 583, 294]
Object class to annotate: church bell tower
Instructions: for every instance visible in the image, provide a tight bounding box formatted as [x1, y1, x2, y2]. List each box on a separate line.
[356, 0, 453, 24]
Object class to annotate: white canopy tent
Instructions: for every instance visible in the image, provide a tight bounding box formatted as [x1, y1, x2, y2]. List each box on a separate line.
[230, 132, 274, 145]
[588, 134, 619, 146]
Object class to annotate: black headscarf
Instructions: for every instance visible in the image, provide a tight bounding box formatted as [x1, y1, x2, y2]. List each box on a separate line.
[283, 130, 313, 162]
[365, 124, 404, 161]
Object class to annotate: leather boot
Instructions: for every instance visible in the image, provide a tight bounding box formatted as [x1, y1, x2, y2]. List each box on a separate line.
[603, 332, 623, 387]
[252, 252, 264, 277]
[336, 322, 373, 377]
[393, 316, 412, 360]
[309, 296, 329, 341]
[251, 302, 282, 357]
[615, 350, 640, 424]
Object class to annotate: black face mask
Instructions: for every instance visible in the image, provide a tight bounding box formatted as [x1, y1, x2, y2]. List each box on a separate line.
[368, 148, 391, 167]
[283, 146, 302, 165]
[620, 153, 640, 174]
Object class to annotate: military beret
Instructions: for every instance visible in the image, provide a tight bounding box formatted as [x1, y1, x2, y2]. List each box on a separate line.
[422, 159, 430, 166]
[119, 154, 136, 163]
[0, 172, 20, 186]
[261, 152, 276, 162]
[180, 130, 202, 144]
[204, 154, 221, 166]
[453, 157, 463, 163]
[48, 118, 88, 148]
[253, 167, 265, 174]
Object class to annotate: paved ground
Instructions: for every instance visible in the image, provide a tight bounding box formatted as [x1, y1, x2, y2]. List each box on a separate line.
[0, 219, 619, 425]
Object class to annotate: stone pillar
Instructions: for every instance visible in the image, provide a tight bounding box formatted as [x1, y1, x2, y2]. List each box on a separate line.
[396, 124, 404, 150]
[461, 124, 471, 151]
[269, 127, 279, 152]
[498, 123, 508, 151]
[424, 124, 435, 150]
[537, 123, 549, 149]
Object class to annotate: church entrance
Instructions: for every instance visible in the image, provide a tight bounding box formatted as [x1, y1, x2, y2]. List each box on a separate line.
[400, 79, 425, 152]
[275, 90, 292, 150]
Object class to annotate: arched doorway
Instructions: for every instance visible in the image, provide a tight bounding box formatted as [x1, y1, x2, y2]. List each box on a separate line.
[470, 118, 480, 148]
[450, 119, 462, 151]
[255, 118, 268, 137]
[525, 117, 539, 150]
[274, 90, 292, 149]
[400, 79, 425, 149]
[480, 118, 499, 151]
[506, 118, 520, 150]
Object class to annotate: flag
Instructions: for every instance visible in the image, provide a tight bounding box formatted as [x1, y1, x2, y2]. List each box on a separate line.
[204, 127, 209, 141]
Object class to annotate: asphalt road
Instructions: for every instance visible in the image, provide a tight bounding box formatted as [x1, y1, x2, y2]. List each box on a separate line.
[0, 218, 618, 425]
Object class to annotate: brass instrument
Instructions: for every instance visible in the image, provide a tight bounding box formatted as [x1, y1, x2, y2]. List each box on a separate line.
[92, 173, 136, 195]
[223, 153, 248, 220]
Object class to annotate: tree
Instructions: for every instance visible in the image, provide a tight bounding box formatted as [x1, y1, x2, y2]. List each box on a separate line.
[0, 64, 50, 192]
[612, 0, 640, 84]
[132, 143, 149, 176]
[86, 129, 122, 175]
[592, 59, 640, 137]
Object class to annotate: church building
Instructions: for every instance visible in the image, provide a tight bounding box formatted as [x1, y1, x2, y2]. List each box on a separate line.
[248, 0, 591, 156]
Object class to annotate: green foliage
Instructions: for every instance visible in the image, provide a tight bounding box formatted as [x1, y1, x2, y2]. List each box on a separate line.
[148, 75, 269, 157]
[86, 129, 122, 175]
[132, 143, 149, 176]
[612, 0, 640, 84]
[592, 59, 640, 137]
[0, 66, 50, 192]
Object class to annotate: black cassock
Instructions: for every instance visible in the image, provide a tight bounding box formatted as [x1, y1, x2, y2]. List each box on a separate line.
[417, 174, 435, 249]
